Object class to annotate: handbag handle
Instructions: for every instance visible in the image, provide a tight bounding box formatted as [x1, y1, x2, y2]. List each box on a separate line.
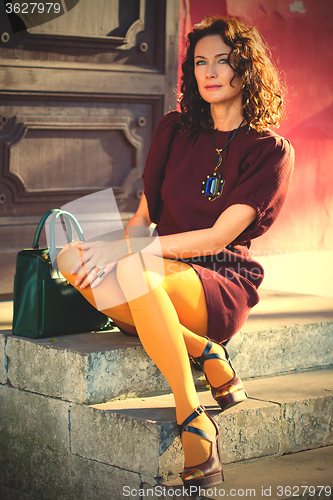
[33, 208, 84, 250]
[33, 209, 61, 249]
[48, 210, 85, 270]
[49, 210, 85, 252]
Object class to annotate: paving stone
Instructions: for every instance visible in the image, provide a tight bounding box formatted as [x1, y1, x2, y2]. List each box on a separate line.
[0, 385, 70, 457]
[1, 287, 332, 500]
[0, 385, 69, 498]
[164, 446, 333, 500]
[244, 367, 333, 401]
[215, 445, 333, 500]
[4, 331, 170, 404]
[243, 290, 333, 331]
[5, 334, 89, 403]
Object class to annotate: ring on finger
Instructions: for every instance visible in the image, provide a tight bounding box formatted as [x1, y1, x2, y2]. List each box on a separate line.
[96, 268, 105, 278]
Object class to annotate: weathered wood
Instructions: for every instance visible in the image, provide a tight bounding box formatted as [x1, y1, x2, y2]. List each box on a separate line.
[0, 0, 180, 294]
[0, 66, 167, 94]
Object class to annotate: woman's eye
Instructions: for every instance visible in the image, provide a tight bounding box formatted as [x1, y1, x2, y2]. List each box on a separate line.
[218, 58, 228, 64]
[195, 60, 206, 66]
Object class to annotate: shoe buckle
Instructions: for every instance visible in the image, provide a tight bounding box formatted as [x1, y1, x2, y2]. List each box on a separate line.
[194, 406, 204, 416]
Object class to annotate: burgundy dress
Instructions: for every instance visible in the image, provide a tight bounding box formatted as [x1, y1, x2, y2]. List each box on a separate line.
[142, 111, 294, 343]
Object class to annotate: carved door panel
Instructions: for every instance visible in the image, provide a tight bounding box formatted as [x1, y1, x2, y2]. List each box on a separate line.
[0, 0, 179, 295]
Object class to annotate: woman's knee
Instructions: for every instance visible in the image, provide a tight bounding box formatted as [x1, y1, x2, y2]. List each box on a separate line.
[116, 254, 146, 299]
[116, 253, 166, 296]
[57, 241, 82, 275]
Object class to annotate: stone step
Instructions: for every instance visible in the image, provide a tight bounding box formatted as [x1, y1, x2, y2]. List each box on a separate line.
[1, 369, 332, 499]
[1, 290, 333, 404]
[1, 450, 332, 500]
[87, 368, 333, 481]
[162, 446, 333, 500]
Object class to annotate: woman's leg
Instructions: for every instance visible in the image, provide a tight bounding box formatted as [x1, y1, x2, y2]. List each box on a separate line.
[58, 243, 234, 386]
[57, 245, 232, 466]
[181, 326, 234, 388]
[58, 243, 234, 387]
[114, 252, 216, 468]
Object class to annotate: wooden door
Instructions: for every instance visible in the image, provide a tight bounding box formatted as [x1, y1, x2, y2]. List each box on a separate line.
[0, 0, 179, 296]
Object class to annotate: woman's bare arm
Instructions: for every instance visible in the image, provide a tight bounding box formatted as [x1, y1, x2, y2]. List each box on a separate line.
[126, 191, 152, 228]
[143, 199, 256, 259]
[71, 194, 256, 287]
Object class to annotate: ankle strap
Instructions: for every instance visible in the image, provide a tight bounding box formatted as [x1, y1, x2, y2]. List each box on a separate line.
[178, 405, 205, 435]
[193, 339, 228, 369]
[178, 406, 215, 443]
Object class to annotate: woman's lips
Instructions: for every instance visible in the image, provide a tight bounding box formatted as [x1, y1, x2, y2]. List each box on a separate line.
[205, 85, 221, 89]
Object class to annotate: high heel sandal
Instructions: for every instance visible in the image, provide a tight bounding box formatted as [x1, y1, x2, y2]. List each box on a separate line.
[179, 405, 224, 488]
[192, 338, 247, 412]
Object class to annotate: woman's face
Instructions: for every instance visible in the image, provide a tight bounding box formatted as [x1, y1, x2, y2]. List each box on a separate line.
[194, 34, 242, 107]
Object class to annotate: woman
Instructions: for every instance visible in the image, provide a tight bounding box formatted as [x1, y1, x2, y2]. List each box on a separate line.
[58, 16, 294, 489]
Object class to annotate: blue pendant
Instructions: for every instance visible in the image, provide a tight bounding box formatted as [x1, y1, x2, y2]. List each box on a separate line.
[201, 171, 225, 201]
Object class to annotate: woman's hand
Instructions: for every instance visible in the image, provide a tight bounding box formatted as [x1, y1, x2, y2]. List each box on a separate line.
[70, 240, 128, 289]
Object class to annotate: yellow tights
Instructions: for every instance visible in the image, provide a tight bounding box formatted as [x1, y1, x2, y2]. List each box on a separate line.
[57, 243, 233, 468]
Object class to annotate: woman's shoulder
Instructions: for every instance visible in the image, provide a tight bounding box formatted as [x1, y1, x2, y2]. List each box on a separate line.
[149, 111, 181, 146]
[244, 126, 292, 149]
[155, 110, 181, 132]
[148, 111, 183, 153]
[241, 126, 294, 162]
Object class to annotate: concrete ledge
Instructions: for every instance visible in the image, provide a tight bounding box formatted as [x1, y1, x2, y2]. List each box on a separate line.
[241, 369, 333, 455]
[282, 398, 333, 454]
[0, 370, 332, 499]
[233, 321, 333, 379]
[3, 330, 174, 404]
[0, 385, 70, 457]
[0, 332, 7, 384]
[0, 451, 142, 500]
[0, 385, 143, 500]
[0, 486, 36, 500]
[71, 403, 164, 477]
[2, 446, 332, 500]
[81, 369, 332, 479]
[1, 318, 332, 404]
[1, 290, 332, 404]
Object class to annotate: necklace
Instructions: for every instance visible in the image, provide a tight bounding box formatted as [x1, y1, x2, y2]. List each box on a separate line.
[201, 119, 244, 201]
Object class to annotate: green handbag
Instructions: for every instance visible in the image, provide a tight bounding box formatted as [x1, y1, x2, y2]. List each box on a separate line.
[13, 209, 110, 338]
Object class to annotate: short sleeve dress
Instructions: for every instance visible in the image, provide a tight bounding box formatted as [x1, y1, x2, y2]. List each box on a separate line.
[142, 111, 295, 343]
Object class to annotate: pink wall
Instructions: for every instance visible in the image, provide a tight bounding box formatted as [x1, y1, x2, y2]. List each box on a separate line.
[178, 0, 333, 253]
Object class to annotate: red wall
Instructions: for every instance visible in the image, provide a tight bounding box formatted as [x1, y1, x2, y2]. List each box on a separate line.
[178, 0, 333, 253]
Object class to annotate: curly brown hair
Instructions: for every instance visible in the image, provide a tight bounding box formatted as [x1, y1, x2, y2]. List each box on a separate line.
[179, 15, 284, 134]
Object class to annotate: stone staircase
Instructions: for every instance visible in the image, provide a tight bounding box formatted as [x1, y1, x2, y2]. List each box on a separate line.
[0, 289, 333, 500]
